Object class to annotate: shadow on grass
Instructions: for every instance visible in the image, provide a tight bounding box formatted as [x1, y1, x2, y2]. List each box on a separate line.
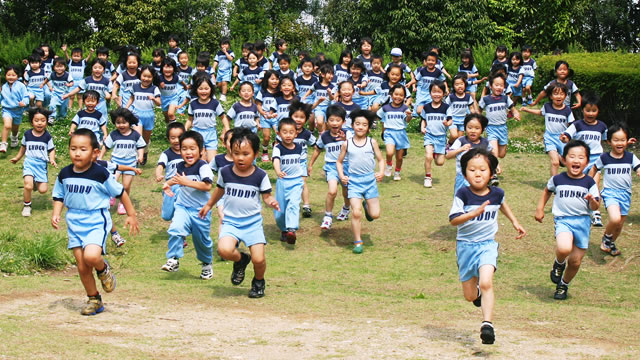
[420, 324, 499, 356]
[208, 284, 248, 298]
[408, 173, 442, 188]
[149, 229, 169, 244]
[519, 179, 547, 190]
[586, 242, 608, 265]
[428, 224, 457, 242]
[49, 297, 85, 313]
[516, 285, 556, 303]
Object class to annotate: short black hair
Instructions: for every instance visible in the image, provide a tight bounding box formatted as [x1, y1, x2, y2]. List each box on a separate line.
[166, 121, 185, 139]
[453, 72, 468, 89]
[326, 104, 346, 121]
[195, 55, 210, 67]
[545, 82, 568, 97]
[350, 109, 377, 129]
[253, 40, 266, 51]
[110, 107, 139, 125]
[27, 54, 42, 63]
[161, 57, 178, 74]
[220, 36, 231, 46]
[83, 90, 100, 102]
[275, 38, 287, 48]
[278, 117, 296, 131]
[230, 127, 259, 154]
[91, 58, 108, 72]
[360, 37, 373, 46]
[429, 80, 446, 94]
[71, 128, 99, 149]
[96, 47, 110, 56]
[388, 83, 407, 99]
[71, 47, 83, 55]
[372, 54, 383, 62]
[423, 51, 439, 61]
[180, 130, 204, 151]
[521, 45, 533, 53]
[464, 113, 488, 131]
[582, 92, 601, 107]
[4, 65, 22, 76]
[288, 100, 312, 119]
[278, 53, 291, 64]
[152, 48, 166, 58]
[190, 71, 215, 98]
[168, 34, 179, 43]
[299, 57, 314, 68]
[607, 122, 630, 141]
[319, 64, 334, 75]
[562, 139, 590, 158]
[28, 107, 52, 123]
[350, 59, 366, 73]
[242, 42, 254, 51]
[461, 148, 499, 177]
[489, 73, 506, 86]
[53, 57, 67, 68]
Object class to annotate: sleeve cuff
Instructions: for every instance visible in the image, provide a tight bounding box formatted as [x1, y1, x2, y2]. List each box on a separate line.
[449, 212, 463, 221]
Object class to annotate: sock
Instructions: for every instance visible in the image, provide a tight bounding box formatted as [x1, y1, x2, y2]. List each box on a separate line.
[386, 161, 392, 166]
[603, 233, 613, 241]
[342, 205, 350, 210]
[303, 204, 311, 209]
[425, 173, 431, 178]
[24, 201, 31, 207]
[262, 145, 268, 153]
[481, 321, 493, 328]
[555, 258, 566, 266]
[477, 287, 482, 299]
[111, 230, 119, 235]
[560, 278, 570, 286]
[325, 211, 332, 217]
[395, 167, 401, 172]
[88, 292, 101, 299]
[96, 261, 107, 275]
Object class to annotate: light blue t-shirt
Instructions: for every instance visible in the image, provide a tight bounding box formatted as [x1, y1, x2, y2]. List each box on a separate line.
[449, 186, 505, 242]
[546, 172, 600, 217]
[174, 160, 214, 210]
[420, 102, 453, 136]
[22, 129, 54, 162]
[479, 95, 513, 126]
[594, 152, 640, 193]
[52, 163, 124, 210]
[377, 103, 409, 130]
[272, 143, 304, 178]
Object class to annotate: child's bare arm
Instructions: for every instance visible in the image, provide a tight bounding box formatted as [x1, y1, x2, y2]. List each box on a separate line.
[336, 141, 348, 185]
[9, 146, 26, 163]
[49, 149, 57, 168]
[262, 192, 280, 211]
[173, 173, 213, 192]
[535, 188, 552, 222]
[273, 158, 285, 178]
[51, 200, 64, 229]
[450, 200, 490, 226]
[371, 138, 385, 181]
[307, 147, 322, 176]
[119, 191, 140, 235]
[118, 164, 142, 175]
[155, 165, 165, 182]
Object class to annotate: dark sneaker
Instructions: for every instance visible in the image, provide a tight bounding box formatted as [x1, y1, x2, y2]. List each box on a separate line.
[231, 252, 251, 285]
[285, 230, 296, 245]
[248, 278, 265, 298]
[489, 175, 499, 187]
[280, 231, 287, 242]
[608, 242, 621, 256]
[97, 259, 116, 293]
[480, 323, 495, 344]
[363, 200, 373, 222]
[81, 294, 104, 316]
[403, 149, 408, 158]
[141, 152, 148, 166]
[302, 207, 312, 218]
[550, 260, 566, 284]
[554, 283, 568, 300]
[601, 238, 621, 256]
[473, 290, 482, 308]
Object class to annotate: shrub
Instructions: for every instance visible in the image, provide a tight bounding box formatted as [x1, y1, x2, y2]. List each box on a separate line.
[0, 231, 72, 275]
[0, 32, 44, 68]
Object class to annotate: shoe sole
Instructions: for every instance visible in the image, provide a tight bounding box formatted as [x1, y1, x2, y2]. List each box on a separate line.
[201, 274, 213, 280]
[82, 305, 104, 316]
[481, 329, 495, 344]
[161, 266, 179, 272]
[285, 232, 296, 245]
[248, 293, 265, 298]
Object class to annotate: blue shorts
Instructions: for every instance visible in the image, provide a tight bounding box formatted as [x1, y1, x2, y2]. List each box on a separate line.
[554, 216, 591, 249]
[323, 162, 348, 186]
[300, 159, 309, 177]
[49, 95, 69, 119]
[454, 173, 470, 196]
[2, 108, 24, 125]
[423, 133, 447, 154]
[467, 84, 478, 93]
[167, 205, 213, 263]
[97, 101, 108, 124]
[451, 115, 466, 128]
[161, 95, 180, 112]
[66, 208, 112, 254]
[23, 157, 48, 183]
[133, 109, 156, 131]
[216, 69, 232, 83]
[161, 184, 180, 221]
[347, 173, 378, 199]
[111, 156, 138, 176]
[219, 215, 267, 248]
[314, 105, 328, 120]
[602, 188, 631, 216]
[120, 93, 132, 109]
[508, 82, 522, 97]
[486, 124, 508, 146]
[584, 154, 600, 174]
[456, 240, 498, 282]
[259, 115, 278, 129]
[69, 83, 81, 92]
[193, 126, 218, 151]
[28, 87, 44, 101]
[353, 96, 368, 109]
[544, 131, 564, 153]
[383, 129, 410, 150]
[522, 76, 534, 87]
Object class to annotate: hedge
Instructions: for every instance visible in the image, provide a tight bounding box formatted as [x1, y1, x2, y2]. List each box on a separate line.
[537, 52, 640, 130]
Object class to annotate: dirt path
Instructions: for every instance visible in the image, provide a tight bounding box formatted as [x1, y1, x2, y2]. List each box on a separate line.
[0, 291, 626, 359]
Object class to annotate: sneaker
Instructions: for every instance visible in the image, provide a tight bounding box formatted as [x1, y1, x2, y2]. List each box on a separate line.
[285, 230, 296, 245]
[423, 176, 432, 188]
[141, 152, 148, 166]
[384, 164, 393, 177]
[21, 205, 31, 217]
[473, 288, 482, 308]
[480, 323, 495, 344]
[81, 294, 104, 316]
[393, 171, 401, 181]
[10, 135, 19, 148]
[200, 263, 213, 280]
[352, 241, 363, 254]
[248, 278, 265, 298]
[554, 283, 568, 300]
[117, 202, 126, 215]
[302, 206, 312, 218]
[591, 212, 603, 227]
[111, 232, 126, 247]
[363, 200, 373, 222]
[550, 260, 566, 284]
[280, 231, 287, 242]
[336, 206, 350, 221]
[161, 257, 180, 272]
[261, 153, 269, 162]
[601, 239, 621, 256]
[0, 142, 7, 153]
[220, 94, 227, 102]
[320, 215, 333, 230]
[403, 149, 408, 158]
[48, 117, 55, 125]
[97, 259, 117, 293]
[109, 197, 116, 206]
[231, 252, 251, 285]
[489, 175, 499, 187]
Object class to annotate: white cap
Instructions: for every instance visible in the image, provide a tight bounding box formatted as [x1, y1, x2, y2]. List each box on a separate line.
[390, 48, 402, 56]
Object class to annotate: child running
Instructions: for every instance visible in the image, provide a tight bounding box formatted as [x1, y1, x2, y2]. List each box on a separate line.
[377, 84, 411, 181]
[199, 128, 280, 298]
[446, 114, 492, 195]
[446, 73, 477, 146]
[42, 58, 74, 124]
[336, 109, 384, 254]
[52, 129, 139, 315]
[126, 65, 161, 165]
[1, 65, 30, 152]
[227, 82, 260, 132]
[210, 130, 234, 234]
[10, 107, 56, 217]
[288, 100, 316, 218]
[256, 70, 280, 153]
[535, 140, 600, 300]
[449, 147, 526, 344]
[156, 121, 186, 222]
[420, 81, 452, 188]
[213, 36, 235, 102]
[69, 91, 107, 145]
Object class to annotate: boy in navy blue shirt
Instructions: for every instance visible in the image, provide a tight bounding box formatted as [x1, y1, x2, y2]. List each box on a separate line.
[156, 122, 185, 222]
[52, 129, 138, 315]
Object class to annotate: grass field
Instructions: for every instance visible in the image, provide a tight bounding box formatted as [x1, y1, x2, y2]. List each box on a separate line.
[1, 101, 639, 359]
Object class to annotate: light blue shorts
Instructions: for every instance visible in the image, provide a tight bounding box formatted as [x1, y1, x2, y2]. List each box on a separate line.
[323, 162, 348, 186]
[522, 76, 534, 87]
[423, 132, 447, 154]
[486, 124, 508, 146]
[456, 240, 498, 282]
[259, 115, 278, 129]
[602, 188, 631, 216]
[161, 95, 180, 112]
[508, 82, 522, 97]
[554, 216, 591, 249]
[383, 129, 410, 150]
[133, 109, 156, 131]
[451, 115, 466, 128]
[216, 69, 231, 83]
[111, 156, 138, 176]
[23, 157, 48, 183]
[66, 208, 112, 254]
[454, 173, 470, 196]
[28, 87, 44, 101]
[219, 215, 267, 248]
[467, 84, 478, 93]
[193, 126, 218, 150]
[347, 173, 379, 199]
[544, 131, 564, 153]
[300, 159, 309, 177]
[584, 154, 600, 174]
[2, 108, 24, 125]
[353, 96, 368, 109]
[314, 105, 328, 120]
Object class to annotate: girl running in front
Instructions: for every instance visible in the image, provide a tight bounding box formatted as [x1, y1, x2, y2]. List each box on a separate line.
[159, 58, 188, 124]
[303, 64, 335, 133]
[334, 81, 361, 133]
[377, 84, 411, 181]
[446, 73, 477, 146]
[1, 65, 29, 152]
[227, 82, 260, 132]
[66, 59, 113, 126]
[348, 59, 369, 110]
[112, 51, 141, 108]
[125, 65, 161, 165]
[532, 60, 581, 110]
[420, 81, 453, 188]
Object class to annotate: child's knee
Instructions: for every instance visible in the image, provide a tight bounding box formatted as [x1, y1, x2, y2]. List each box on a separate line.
[217, 246, 234, 259]
[479, 277, 493, 292]
[23, 180, 34, 191]
[37, 183, 48, 194]
[83, 252, 102, 267]
[351, 207, 362, 219]
[568, 256, 582, 269]
[251, 253, 265, 266]
[463, 291, 477, 302]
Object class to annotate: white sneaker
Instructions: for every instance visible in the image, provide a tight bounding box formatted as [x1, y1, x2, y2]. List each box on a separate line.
[111, 232, 126, 247]
[161, 258, 179, 272]
[592, 211, 603, 227]
[0, 142, 6, 153]
[336, 206, 350, 221]
[423, 176, 432, 188]
[22, 205, 31, 217]
[48, 117, 55, 125]
[10, 135, 19, 148]
[384, 164, 393, 177]
[220, 94, 227, 102]
[393, 171, 401, 181]
[320, 216, 333, 230]
[200, 263, 213, 280]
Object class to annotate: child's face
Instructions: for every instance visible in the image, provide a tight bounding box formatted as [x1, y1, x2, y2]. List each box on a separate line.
[327, 115, 344, 133]
[301, 62, 313, 75]
[71, 52, 82, 62]
[426, 56, 437, 69]
[92, 63, 104, 77]
[153, 55, 162, 64]
[278, 60, 290, 71]
[239, 84, 253, 101]
[197, 81, 212, 100]
[5, 70, 18, 83]
[430, 86, 444, 103]
[550, 89, 567, 107]
[352, 116, 370, 137]
[371, 58, 382, 72]
[41, 47, 49, 58]
[31, 113, 48, 133]
[168, 128, 183, 152]
[178, 53, 189, 66]
[291, 110, 307, 130]
[231, 140, 257, 171]
[221, 43, 230, 51]
[391, 88, 405, 105]
[162, 65, 174, 77]
[278, 43, 288, 52]
[556, 64, 569, 79]
[391, 55, 402, 63]
[462, 57, 470, 66]
[97, 53, 108, 61]
[126, 55, 139, 70]
[140, 70, 153, 87]
[465, 155, 492, 190]
[180, 137, 201, 166]
[388, 68, 402, 84]
[278, 124, 297, 144]
[29, 61, 41, 71]
[255, 49, 264, 58]
[342, 55, 352, 66]
[339, 83, 354, 102]
[490, 78, 505, 96]
[267, 74, 280, 90]
[242, 48, 250, 58]
[350, 66, 361, 77]
[361, 41, 372, 55]
[465, 119, 483, 142]
[522, 50, 531, 59]
[196, 64, 206, 72]
[511, 56, 521, 66]
[54, 63, 66, 75]
[84, 96, 98, 110]
[322, 71, 334, 83]
[115, 116, 131, 132]
[453, 78, 466, 94]
[280, 80, 294, 96]
[69, 135, 98, 170]
[609, 130, 628, 155]
[496, 50, 506, 59]
[564, 146, 588, 177]
[247, 54, 258, 66]
[582, 103, 599, 123]
[169, 39, 177, 48]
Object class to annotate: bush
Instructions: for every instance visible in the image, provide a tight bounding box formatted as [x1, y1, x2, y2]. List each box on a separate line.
[536, 52, 640, 131]
[0, 32, 44, 68]
[0, 231, 72, 275]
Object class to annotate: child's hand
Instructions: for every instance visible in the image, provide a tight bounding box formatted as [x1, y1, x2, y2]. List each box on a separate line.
[61, 94, 67, 100]
[571, 104, 580, 110]
[50, 159, 57, 168]
[269, 112, 278, 119]
[265, 197, 280, 211]
[159, 82, 165, 89]
[496, 164, 502, 175]
[420, 127, 426, 135]
[336, 130, 346, 141]
[461, 143, 472, 152]
[199, 204, 212, 219]
[317, 96, 326, 103]
[51, 215, 61, 229]
[513, 222, 526, 239]
[39, 84, 44, 88]
[307, 166, 313, 176]
[173, 172, 190, 186]
[474, 200, 490, 217]
[340, 175, 349, 185]
[277, 171, 287, 178]
[513, 112, 521, 121]
[133, 168, 142, 175]
[61, 44, 67, 52]
[559, 134, 569, 143]
[535, 208, 545, 223]
[443, 118, 452, 127]
[628, 137, 637, 145]
[18, 101, 26, 107]
[405, 109, 412, 117]
[229, 85, 235, 92]
[156, 175, 164, 182]
[9, 157, 19, 164]
[162, 182, 175, 197]
[124, 216, 140, 236]
[375, 171, 383, 182]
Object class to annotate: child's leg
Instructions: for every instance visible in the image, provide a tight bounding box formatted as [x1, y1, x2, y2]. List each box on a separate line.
[301, 177, 310, 207]
[74, 245, 106, 296]
[604, 205, 624, 241]
[167, 206, 190, 260]
[308, 114, 316, 132]
[249, 244, 266, 280]
[218, 236, 241, 261]
[365, 197, 380, 219]
[562, 246, 587, 284]
[205, 149, 217, 162]
[341, 185, 349, 209]
[449, 128, 460, 145]
[121, 174, 134, 195]
[385, 143, 396, 167]
[478, 265, 495, 322]
[394, 149, 404, 171]
[434, 153, 446, 166]
[274, 180, 288, 231]
[548, 150, 561, 176]
[2, 115, 12, 144]
[143, 130, 153, 151]
[11, 123, 19, 138]
[68, 94, 75, 109]
[190, 210, 213, 264]
[498, 144, 507, 159]
[424, 145, 434, 175]
[325, 180, 339, 214]
[261, 128, 271, 154]
[36, 181, 48, 195]
[23, 176, 34, 204]
[612, 216, 627, 241]
[285, 180, 303, 230]
[315, 114, 325, 133]
[217, 205, 224, 235]
[35, 100, 43, 108]
[349, 198, 363, 242]
[167, 104, 177, 122]
[555, 232, 574, 264]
